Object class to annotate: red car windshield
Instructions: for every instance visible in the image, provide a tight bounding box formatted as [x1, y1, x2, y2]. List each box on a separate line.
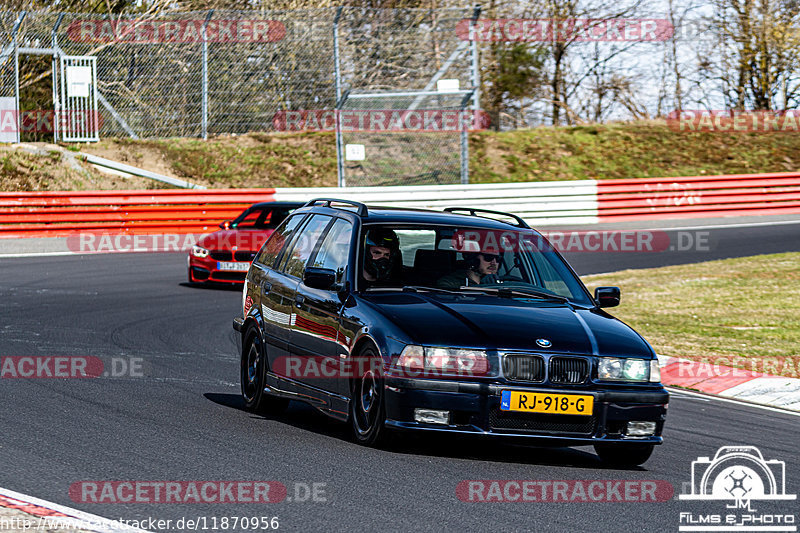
[231, 207, 296, 230]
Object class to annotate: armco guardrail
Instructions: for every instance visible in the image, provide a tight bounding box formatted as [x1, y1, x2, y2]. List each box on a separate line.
[273, 181, 600, 225]
[597, 172, 800, 221]
[2, 172, 799, 239]
[0, 189, 275, 238]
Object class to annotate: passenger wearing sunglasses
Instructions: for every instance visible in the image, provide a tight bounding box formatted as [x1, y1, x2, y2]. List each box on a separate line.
[436, 251, 502, 289]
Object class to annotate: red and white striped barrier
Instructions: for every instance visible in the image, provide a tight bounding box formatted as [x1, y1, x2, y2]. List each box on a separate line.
[273, 171, 800, 224]
[597, 172, 800, 222]
[1, 171, 798, 238]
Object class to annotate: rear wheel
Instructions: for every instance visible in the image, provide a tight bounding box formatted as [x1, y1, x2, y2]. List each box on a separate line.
[241, 328, 288, 414]
[594, 443, 655, 466]
[349, 346, 387, 446]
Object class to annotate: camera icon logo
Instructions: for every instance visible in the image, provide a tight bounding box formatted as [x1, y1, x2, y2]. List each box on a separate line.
[680, 446, 796, 501]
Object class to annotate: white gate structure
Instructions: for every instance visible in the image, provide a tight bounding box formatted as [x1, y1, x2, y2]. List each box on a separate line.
[57, 55, 99, 142]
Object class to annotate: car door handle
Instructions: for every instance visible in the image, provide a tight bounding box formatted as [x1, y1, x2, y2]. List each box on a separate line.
[261, 281, 272, 292]
[295, 294, 304, 307]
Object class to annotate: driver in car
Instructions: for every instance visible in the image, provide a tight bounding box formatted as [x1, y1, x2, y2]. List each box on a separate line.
[362, 228, 401, 285]
[437, 251, 501, 289]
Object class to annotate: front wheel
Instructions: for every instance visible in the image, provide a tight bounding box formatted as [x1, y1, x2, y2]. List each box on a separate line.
[594, 443, 655, 467]
[241, 328, 288, 415]
[349, 346, 387, 446]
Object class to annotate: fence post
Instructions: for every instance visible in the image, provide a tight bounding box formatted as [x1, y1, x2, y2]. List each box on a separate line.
[201, 10, 214, 140]
[460, 92, 473, 185]
[51, 13, 64, 142]
[333, 6, 344, 187]
[462, 5, 482, 185]
[12, 11, 26, 144]
[470, 5, 481, 112]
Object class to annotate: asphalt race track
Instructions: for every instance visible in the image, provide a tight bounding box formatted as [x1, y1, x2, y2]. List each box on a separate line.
[1, 220, 799, 532]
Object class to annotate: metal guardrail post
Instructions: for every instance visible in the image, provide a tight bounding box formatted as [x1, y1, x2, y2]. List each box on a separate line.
[333, 7, 344, 187]
[201, 10, 214, 140]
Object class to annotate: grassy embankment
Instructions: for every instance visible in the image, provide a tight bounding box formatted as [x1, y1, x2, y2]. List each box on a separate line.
[582, 253, 800, 377]
[65, 120, 800, 189]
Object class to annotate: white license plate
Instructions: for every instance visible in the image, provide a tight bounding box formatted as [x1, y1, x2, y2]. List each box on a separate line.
[217, 261, 250, 272]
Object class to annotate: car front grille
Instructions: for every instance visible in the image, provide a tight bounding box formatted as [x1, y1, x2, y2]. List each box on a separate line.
[503, 354, 545, 382]
[549, 357, 589, 384]
[234, 251, 257, 261]
[210, 251, 230, 261]
[489, 409, 596, 435]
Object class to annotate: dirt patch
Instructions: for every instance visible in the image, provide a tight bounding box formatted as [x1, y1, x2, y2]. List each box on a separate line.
[79, 132, 337, 189]
[0, 145, 159, 191]
[80, 139, 186, 184]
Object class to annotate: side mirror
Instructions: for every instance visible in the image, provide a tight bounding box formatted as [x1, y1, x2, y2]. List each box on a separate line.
[303, 267, 338, 291]
[594, 286, 620, 308]
[220, 220, 231, 230]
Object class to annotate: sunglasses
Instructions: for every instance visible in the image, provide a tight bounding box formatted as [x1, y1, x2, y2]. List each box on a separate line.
[479, 253, 501, 263]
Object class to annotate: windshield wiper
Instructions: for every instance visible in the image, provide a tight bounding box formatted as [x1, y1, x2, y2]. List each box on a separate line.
[400, 285, 464, 295]
[364, 285, 462, 294]
[456, 286, 569, 302]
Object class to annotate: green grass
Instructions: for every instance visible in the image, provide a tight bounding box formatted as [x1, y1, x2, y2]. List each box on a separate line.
[469, 121, 800, 182]
[582, 253, 800, 377]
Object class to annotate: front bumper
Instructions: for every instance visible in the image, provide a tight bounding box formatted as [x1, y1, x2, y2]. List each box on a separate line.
[384, 376, 668, 444]
[188, 254, 250, 283]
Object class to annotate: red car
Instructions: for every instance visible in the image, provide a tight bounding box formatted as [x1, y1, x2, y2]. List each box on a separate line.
[188, 202, 303, 284]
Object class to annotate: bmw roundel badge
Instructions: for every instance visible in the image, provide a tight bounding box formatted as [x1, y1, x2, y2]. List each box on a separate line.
[536, 338, 552, 348]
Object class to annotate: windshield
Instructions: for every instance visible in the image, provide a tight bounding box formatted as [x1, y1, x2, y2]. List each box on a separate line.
[360, 224, 593, 305]
[231, 206, 297, 230]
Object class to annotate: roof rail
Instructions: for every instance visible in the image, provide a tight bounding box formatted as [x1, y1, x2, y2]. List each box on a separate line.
[303, 198, 368, 217]
[443, 207, 530, 229]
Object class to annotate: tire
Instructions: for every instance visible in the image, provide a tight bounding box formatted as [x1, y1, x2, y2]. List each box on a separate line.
[594, 443, 655, 467]
[349, 345, 387, 446]
[240, 328, 289, 415]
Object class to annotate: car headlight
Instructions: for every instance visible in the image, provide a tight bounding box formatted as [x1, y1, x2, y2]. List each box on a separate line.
[394, 345, 490, 377]
[598, 357, 657, 382]
[649, 359, 661, 383]
[191, 245, 209, 258]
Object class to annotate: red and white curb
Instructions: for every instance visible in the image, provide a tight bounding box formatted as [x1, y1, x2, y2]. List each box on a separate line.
[0, 487, 150, 533]
[657, 355, 800, 412]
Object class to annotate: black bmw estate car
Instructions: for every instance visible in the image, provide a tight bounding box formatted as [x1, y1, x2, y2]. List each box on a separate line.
[233, 198, 668, 466]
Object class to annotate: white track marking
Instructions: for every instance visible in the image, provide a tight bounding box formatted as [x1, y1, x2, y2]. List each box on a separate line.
[667, 387, 800, 417]
[0, 486, 151, 532]
[0, 251, 79, 258]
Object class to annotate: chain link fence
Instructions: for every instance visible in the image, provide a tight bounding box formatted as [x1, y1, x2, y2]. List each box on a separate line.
[0, 7, 479, 185]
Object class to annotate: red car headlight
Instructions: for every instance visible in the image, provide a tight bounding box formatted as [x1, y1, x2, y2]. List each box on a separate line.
[191, 245, 209, 258]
